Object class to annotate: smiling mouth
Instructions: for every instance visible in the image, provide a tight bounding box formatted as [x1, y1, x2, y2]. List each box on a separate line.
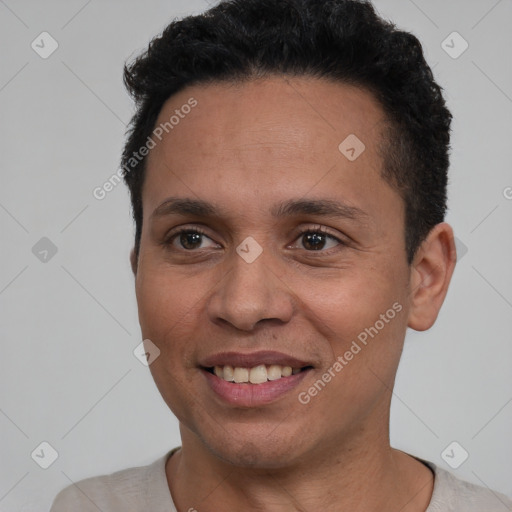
[203, 364, 314, 384]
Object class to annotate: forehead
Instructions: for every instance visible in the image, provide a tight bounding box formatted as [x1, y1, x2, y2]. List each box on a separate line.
[142, 76, 398, 225]
[150, 75, 385, 159]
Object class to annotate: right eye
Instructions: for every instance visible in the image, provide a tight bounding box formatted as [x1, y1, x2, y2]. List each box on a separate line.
[164, 228, 220, 251]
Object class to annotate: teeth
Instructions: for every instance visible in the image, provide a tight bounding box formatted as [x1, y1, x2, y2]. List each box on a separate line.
[233, 367, 249, 383]
[249, 364, 267, 384]
[223, 365, 234, 381]
[281, 366, 292, 377]
[267, 364, 282, 381]
[211, 364, 302, 384]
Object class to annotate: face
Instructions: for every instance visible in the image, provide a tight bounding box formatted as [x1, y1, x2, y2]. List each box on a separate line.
[132, 76, 416, 468]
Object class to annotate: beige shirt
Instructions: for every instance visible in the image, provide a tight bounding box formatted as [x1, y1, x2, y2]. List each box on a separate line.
[50, 448, 512, 511]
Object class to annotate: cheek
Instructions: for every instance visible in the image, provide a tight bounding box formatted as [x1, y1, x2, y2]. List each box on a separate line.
[300, 266, 409, 399]
[135, 268, 204, 419]
[303, 269, 404, 343]
[300, 280, 407, 423]
[134, 266, 201, 353]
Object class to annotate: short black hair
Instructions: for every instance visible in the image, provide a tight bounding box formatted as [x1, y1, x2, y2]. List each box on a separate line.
[122, 0, 452, 264]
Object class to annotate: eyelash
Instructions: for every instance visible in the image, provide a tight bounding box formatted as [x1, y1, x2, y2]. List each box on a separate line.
[163, 225, 346, 254]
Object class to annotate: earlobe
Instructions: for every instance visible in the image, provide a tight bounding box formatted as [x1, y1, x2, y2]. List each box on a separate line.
[407, 223, 457, 331]
[130, 248, 138, 276]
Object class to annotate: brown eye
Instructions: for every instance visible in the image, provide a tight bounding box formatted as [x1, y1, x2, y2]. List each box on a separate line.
[302, 232, 328, 250]
[295, 228, 343, 252]
[178, 231, 204, 250]
[165, 228, 218, 251]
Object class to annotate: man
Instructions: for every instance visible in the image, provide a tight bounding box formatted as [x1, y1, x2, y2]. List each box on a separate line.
[51, 0, 512, 510]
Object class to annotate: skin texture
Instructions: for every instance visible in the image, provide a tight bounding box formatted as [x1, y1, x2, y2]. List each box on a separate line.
[130, 76, 456, 511]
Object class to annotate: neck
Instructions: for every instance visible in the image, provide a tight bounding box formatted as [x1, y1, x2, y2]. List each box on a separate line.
[166, 423, 434, 512]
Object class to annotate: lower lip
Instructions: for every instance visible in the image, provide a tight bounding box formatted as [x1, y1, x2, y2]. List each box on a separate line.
[201, 368, 312, 407]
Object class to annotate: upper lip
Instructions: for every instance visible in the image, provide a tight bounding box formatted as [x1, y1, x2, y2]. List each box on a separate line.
[199, 350, 312, 369]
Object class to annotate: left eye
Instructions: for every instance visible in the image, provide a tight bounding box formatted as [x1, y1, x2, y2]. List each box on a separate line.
[292, 229, 342, 251]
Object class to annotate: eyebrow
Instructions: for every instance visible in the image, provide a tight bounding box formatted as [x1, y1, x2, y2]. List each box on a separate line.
[150, 196, 368, 222]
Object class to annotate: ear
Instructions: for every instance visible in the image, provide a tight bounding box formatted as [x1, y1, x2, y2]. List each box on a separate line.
[407, 222, 457, 331]
[130, 248, 138, 276]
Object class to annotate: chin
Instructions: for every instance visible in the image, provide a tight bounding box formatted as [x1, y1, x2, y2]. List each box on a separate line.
[215, 442, 296, 469]
[198, 424, 310, 469]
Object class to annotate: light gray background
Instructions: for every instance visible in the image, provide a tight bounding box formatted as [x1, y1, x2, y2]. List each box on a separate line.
[1, 0, 511, 510]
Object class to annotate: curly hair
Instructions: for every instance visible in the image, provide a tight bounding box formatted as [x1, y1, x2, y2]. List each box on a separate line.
[122, 0, 452, 264]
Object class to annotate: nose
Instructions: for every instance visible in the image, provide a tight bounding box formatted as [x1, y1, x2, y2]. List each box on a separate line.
[207, 247, 295, 332]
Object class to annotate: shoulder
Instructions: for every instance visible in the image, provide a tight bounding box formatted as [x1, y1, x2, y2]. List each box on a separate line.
[50, 463, 154, 511]
[424, 460, 512, 512]
[50, 449, 178, 512]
